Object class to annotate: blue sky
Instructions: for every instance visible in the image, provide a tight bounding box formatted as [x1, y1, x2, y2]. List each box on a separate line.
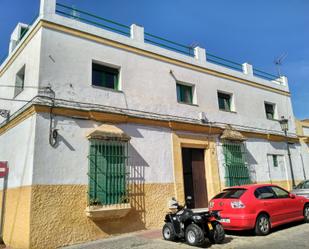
[1, 0, 308, 119]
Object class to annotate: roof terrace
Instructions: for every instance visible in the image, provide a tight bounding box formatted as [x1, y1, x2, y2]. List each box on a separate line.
[0, 0, 288, 88]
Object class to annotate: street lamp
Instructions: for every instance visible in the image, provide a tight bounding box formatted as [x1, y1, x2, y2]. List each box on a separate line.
[279, 118, 289, 132]
[279, 117, 296, 188]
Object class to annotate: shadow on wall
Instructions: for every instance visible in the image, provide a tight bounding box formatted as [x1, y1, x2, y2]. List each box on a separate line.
[3, 116, 35, 248]
[245, 147, 258, 183]
[128, 144, 149, 224]
[93, 144, 149, 234]
[50, 115, 98, 150]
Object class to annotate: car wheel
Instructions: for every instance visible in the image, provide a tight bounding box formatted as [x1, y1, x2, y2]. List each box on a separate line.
[208, 222, 225, 244]
[162, 222, 176, 241]
[255, 214, 270, 236]
[304, 204, 309, 223]
[185, 224, 205, 246]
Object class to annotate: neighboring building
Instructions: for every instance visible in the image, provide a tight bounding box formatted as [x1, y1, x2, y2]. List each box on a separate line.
[296, 119, 309, 178]
[0, 0, 306, 248]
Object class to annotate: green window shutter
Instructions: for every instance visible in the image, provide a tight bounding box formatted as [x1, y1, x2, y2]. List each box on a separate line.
[218, 96, 225, 110]
[176, 83, 193, 104]
[272, 155, 278, 167]
[218, 92, 231, 111]
[88, 142, 97, 201]
[176, 84, 181, 102]
[265, 103, 274, 119]
[88, 139, 128, 205]
[223, 142, 251, 187]
[92, 63, 119, 90]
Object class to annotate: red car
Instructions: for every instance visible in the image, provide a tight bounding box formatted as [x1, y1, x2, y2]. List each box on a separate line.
[209, 184, 309, 235]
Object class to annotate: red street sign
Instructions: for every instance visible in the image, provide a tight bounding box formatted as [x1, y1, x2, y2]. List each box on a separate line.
[0, 162, 8, 178]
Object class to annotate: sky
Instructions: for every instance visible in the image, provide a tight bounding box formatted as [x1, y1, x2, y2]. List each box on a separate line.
[0, 0, 308, 119]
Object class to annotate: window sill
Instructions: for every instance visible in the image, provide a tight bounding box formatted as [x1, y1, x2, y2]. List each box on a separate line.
[267, 118, 279, 122]
[177, 101, 198, 107]
[91, 85, 123, 93]
[219, 109, 237, 114]
[85, 203, 131, 220]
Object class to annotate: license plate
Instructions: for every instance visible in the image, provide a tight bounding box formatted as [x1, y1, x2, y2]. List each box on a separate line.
[219, 218, 230, 223]
[207, 222, 213, 230]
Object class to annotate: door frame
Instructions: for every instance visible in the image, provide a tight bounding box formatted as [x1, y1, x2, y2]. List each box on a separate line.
[172, 132, 221, 205]
[266, 153, 290, 190]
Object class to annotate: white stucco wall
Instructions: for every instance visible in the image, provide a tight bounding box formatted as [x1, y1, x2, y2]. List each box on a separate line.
[32, 114, 174, 185]
[0, 4, 296, 135]
[0, 28, 42, 123]
[0, 115, 36, 189]
[299, 141, 309, 178]
[217, 138, 305, 190]
[0, 0, 304, 193]
[37, 26, 296, 135]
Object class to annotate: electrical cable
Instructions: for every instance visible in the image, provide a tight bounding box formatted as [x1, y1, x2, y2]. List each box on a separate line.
[0, 84, 50, 89]
[0, 94, 296, 137]
[43, 88, 58, 147]
[51, 97, 292, 136]
[0, 97, 31, 103]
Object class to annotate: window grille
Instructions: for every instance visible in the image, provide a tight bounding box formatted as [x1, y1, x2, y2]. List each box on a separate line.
[88, 139, 129, 205]
[222, 142, 251, 187]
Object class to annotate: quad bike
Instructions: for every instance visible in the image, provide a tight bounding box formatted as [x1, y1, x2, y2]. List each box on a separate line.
[162, 196, 225, 247]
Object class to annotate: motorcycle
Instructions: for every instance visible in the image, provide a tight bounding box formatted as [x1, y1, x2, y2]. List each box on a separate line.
[162, 196, 225, 247]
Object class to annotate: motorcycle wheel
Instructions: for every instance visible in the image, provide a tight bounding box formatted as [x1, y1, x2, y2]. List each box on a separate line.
[185, 224, 205, 246]
[208, 222, 225, 244]
[162, 222, 176, 241]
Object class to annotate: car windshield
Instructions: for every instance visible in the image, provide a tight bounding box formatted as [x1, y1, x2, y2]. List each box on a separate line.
[294, 181, 305, 189]
[213, 188, 247, 199]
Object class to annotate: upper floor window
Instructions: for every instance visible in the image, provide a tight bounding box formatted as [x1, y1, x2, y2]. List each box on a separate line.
[218, 91, 233, 112]
[176, 83, 193, 104]
[92, 63, 119, 90]
[264, 102, 277, 120]
[14, 65, 25, 97]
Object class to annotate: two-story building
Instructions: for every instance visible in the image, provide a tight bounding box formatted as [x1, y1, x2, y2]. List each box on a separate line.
[0, 0, 306, 248]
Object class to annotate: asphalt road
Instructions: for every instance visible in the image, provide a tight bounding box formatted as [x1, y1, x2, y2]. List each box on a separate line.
[63, 221, 309, 249]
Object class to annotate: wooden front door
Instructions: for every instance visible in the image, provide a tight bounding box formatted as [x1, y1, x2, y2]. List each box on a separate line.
[182, 148, 208, 208]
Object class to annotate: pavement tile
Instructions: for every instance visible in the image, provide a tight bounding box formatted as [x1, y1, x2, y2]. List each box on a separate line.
[135, 229, 162, 239]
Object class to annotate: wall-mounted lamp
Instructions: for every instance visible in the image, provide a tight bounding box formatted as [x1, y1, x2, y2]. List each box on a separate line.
[0, 109, 10, 122]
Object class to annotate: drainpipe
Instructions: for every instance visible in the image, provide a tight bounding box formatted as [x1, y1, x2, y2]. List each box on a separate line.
[300, 153, 307, 180]
[285, 130, 296, 188]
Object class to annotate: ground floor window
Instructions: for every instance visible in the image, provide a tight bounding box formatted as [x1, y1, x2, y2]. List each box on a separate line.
[222, 142, 251, 187]
[266, 154, 286, 183]
[88, 139, 128, 205]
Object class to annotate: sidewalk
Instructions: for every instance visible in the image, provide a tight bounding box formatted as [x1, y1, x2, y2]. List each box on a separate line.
[61, 222, 309, 249]
[62, 229, 196, 249]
